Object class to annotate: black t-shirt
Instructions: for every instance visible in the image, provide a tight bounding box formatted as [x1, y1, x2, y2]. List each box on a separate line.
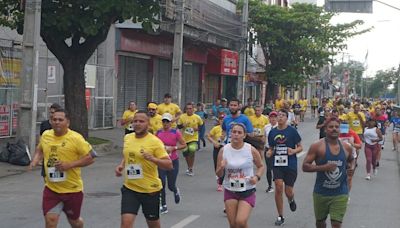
[40, 120, 51, 135]
[317, 116, 326, 139]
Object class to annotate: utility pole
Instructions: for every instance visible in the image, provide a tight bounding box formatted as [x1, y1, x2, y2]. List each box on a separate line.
[237, 0, 248, 104]
[171, 0, 185, 107]
[17, 0, 41, 153]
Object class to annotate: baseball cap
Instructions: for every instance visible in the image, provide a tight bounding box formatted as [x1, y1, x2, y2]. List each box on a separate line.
[148, 103, 158, 109]
[161, 113, 173, 122]
[221, 98, 227, 102]
[269, 111, 278, 117]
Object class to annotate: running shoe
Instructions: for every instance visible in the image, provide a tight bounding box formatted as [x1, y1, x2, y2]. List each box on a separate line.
[160, 205, 168, 214]
[289, 198, 297, 212]
[274, 216, 285, 226]
[376, 161, 380, 167]
[186, 169, 194, 176]
[365, 174, 371, 180]
[217, 184, 223, 192]
[266, 186, 274, 193]
[174, 188, 181, 204]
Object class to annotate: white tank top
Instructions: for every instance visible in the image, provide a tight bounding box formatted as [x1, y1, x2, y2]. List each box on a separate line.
[364, 127, 378, 145]
[222, 143, 255, 192]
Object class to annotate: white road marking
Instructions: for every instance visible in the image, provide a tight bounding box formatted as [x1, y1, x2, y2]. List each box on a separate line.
[297, 151, 307, 158]
[171, 215, 200, 228]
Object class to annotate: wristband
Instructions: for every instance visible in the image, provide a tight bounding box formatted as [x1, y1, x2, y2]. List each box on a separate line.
[255, 175, 261, 181]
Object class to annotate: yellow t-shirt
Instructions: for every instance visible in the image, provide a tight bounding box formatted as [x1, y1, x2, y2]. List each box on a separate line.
[244, 107, 255, 117]
[157, 103, 181, 128]
[339, 113, 348, 121]
[249, 115, 270, 136]
[275, 99, 283, 110]
[209, 125, 223, 143]
[177, 113, 203, 143]
[300, 100, 307, 111]
[123, 133, 168, 193]
[311, 98, 318, 107]
[347, 112, 366, 134]
[122, 110, 137, 130]
[39, 129, 92, 193]
[149, 114, 163, 134]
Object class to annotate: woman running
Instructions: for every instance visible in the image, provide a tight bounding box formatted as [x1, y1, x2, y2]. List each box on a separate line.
[216, 123, 264, 228]
[363, 119, 383, 180]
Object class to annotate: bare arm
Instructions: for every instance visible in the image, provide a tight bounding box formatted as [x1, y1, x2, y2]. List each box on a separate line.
[177, 135, 187, 150]
[115, 158, 125, 177]
[288, 143, 303, 155]
[250, 147, 265, 185]
[215, 147, 225, 178]
[29, 146, 44, 170]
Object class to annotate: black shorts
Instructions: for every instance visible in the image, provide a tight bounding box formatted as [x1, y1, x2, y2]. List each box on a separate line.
[272, 168, 297, 187]
[121, 185, 160, 221]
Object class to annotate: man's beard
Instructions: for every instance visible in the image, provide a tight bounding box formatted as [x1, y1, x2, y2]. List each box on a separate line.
[230, 109, 238, 115]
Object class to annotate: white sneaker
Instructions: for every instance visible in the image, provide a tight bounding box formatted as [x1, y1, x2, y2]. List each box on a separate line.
[365, 174, 371, 180]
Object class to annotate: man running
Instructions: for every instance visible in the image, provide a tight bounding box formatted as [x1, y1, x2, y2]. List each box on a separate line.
[30, 109, 96, 228]
[303, 117, 355, 228]
[121, 101, 137, 134]
[266, 109, 303, 226]
[147, 102, 163, 134]
[249, 105, 270, 157]
[177, 103, 203, 176]
[157, 93, 182, 128]
[115, 111, 172, 228]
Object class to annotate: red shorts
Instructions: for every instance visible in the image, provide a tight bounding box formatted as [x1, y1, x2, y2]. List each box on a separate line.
[42, 186, 83, 220]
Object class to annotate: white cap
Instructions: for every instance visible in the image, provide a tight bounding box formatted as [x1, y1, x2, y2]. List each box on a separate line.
[162, 113, 173, 122]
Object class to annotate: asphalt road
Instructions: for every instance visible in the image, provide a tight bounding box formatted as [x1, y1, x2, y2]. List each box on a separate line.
[1, 116, 399, 228]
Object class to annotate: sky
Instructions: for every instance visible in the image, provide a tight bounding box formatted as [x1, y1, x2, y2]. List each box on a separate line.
[320, 0, 400, 76]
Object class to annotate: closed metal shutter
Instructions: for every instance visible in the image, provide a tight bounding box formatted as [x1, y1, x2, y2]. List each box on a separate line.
[153, 58, 172, 103]
[117, 55, 150, 119]
[182, 62, 201, 106]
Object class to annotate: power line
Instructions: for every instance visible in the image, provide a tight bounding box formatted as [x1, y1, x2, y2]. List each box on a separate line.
[374, 0, 400, 12]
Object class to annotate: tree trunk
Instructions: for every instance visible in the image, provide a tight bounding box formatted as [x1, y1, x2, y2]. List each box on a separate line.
[62, 58, 88, 139]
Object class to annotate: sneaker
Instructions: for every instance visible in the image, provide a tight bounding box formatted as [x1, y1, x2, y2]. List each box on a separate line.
[187, 169, 194, 176]
[289, 198, 297, 212]
[217, 184, 223, 192]
[274, 216, 285, 226]
[266, 186, 274, 193]
[376, 161, 380, 167]
[160, 205, 168, 214]
[373, 169, 378, 176]
[365, 174, 371, 180]
[185, 169, 190, 175]
[174, 188, 181, 204]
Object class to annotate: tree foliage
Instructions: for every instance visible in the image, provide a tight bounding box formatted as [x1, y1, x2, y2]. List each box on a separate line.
[365, 68, 399, 98]
[0, 0, 159, 138]
[245, 0, 368, 86]
[331, 60, 365, 96]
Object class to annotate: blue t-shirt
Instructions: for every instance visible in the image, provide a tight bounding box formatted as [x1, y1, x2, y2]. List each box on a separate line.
[222, 114, 253, 144]
[268, 126, 302, 171]
[218, 107, 231, 116]
[195, 111, 207, 120]
[391, 117, 400, 132]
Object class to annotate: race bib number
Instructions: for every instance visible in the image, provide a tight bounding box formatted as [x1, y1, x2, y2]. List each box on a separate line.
[126, 164, 143, 180]
[127, 123, 134, 131]
[184, 127, 194, 135]
[229, 177, 246, 192]
[47, 167, 66, 182]
[254, 128, 262, 136]
[352, 120, 360, 127]
[377, 122, 382, 129]
[274, 155, 288, 166]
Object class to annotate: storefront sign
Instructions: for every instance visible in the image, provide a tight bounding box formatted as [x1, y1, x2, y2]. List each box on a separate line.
[206, 48, 239, 76]
[0, 105, 10, 136]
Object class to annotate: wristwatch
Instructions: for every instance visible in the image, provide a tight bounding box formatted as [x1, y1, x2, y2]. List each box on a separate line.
[255, 175, 261, 181]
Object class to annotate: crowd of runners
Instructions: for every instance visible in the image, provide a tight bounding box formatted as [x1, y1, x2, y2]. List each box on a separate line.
[28, 93, 399, 228]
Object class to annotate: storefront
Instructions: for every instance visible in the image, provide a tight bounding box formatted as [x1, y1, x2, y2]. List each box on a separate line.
[205, 48, 239, 103]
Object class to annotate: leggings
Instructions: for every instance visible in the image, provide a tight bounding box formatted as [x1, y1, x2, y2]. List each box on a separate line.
[159, 159, 179, 206]
[364, 143, 378, 174]
[264, 149, 274, 187]
[213, 146, 223, 185]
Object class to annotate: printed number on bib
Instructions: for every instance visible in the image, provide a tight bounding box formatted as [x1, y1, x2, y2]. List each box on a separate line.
[127, 124, 134, 131]
[352, 120, 360, 127]
[184, 127, 194, 135]
[48, 167, 67, 182]
[229, 177, 246, 192]
[254, 128, 262, 136]
[126, 164, 143, 179]
[274, 155, 288, 166]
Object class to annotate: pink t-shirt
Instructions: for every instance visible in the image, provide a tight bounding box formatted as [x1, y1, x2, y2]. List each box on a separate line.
[156, 129, 182, 161]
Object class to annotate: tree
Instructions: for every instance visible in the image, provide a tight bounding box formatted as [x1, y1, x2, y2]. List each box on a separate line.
[331, 60, 365, 96]
[0, 0, 159, 138]
[365, 68, 398, 98]
[245, 1, 368, 88]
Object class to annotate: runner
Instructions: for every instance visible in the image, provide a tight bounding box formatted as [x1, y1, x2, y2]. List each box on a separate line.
[372, 106, 388, 168]
[207, 112, 226, 191]
[215, 123, 264, 228]
[195, 102, 208, 149]
[316, 108, 331, 139]
[266, 109, 303, 226]
[147, 102, 163, 134]
[302, 117, 355, 228]
[29, 109, 96, 228]
[275, 95, 284, 111]
[363, 119, 383, 180]
[115, 111, 172, 228]
[249, 105, 270, 157]
[311, 96, 319, 118]
[347, 103, 366, 142]
[390, 111, 400, 151]
[121, 101, 137, 134]
[292, 100, 301, 125]
[177, 103, 203, 176]
[156, 113, 187, 214]
[338, 121, 362, 192]
[264, 111, 278, 193]
[299, 97, 307, 122]
[157, 93, 182, 128]
[242, 97, 256, 117]
[219, 98, 230, 116]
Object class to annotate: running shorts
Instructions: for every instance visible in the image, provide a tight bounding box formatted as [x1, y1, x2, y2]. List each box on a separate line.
[121, 185, 160, 221]
[42, 186, 83, 220]
[313, 193, 348, 223]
